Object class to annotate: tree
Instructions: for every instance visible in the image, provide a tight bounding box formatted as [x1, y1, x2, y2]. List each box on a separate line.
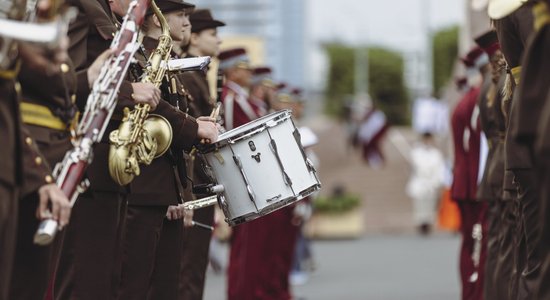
[324, 43, 409, 125]
[432, 26, 459, 96]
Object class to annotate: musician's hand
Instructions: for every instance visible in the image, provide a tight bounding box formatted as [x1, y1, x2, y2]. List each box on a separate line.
[183, 206, 194, 228]
[131, 82, 161, 109]
[197, 118, 218, 143]
[35, 183, 71, 229]
[87, 49, 113, 88]
[166, 205, 183, 220]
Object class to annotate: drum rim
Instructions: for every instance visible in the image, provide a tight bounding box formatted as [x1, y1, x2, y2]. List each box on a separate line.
[202, 109, 293, 152]
[225, 182, 321, 226]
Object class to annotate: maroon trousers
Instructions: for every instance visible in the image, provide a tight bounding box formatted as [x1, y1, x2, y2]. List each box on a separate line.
[227, 206, 299, 300]
[457, 201, 488, 300]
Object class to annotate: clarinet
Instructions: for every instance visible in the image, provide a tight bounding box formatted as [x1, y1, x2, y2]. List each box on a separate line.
[33, 0, 152, 245]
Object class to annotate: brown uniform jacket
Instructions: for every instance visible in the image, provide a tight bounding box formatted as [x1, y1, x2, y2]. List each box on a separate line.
[477, 70, 507, 201]
[65, 0, 136, 193]
[178, 56, 215, 189]
[18, 58, 77, 196]
[0, 78, 51, 189]
[494, 3, 534, 189]
[511, 2, 550, 161]
[127, 36, 199, 206]
[0, 78, 23, 186]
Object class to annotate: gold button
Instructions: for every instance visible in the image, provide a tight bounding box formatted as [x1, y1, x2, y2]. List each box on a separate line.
[71, 94, 76, 103]
[60, 63, 69, 73]
[35, 157, 42, 165]
[25, 137, 32, 145]
[112, 32, 115, 37]
[14, 82, 21, 93]
[45, 175, 53, 183]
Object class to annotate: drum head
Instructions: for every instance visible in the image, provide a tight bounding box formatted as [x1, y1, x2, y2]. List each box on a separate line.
[201, 109, 292, 153]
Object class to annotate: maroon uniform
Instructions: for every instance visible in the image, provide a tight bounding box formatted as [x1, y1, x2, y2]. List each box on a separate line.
[451, 84, 488, 300]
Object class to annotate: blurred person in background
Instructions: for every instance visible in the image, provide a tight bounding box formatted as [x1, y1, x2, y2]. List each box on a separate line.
[354, 102, 389, 168]
[406, 132, 445, 235]
[451, 46, 488, 300]
[176, 8, 225, 300]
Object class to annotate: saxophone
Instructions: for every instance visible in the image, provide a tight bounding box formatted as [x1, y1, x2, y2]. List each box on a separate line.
[108, 0, 173, 186]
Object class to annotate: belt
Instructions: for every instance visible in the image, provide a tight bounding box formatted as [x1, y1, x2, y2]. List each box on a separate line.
[20, 102, 75, 131]
[0, 60, 21, 80]
[511, 66, 521, 85]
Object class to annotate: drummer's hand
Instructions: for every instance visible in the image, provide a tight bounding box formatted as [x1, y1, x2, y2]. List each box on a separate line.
[166, 205, 183, 220]
[197, 118, 218, 144]
[183, 207, 194, 228]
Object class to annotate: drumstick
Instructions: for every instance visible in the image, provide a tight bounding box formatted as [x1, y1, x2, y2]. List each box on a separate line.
[191, 220, 214, 231]
[200, 103, 221, 144]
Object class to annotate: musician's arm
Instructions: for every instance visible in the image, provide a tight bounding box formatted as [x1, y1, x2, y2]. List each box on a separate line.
[152, 101, 199, 151]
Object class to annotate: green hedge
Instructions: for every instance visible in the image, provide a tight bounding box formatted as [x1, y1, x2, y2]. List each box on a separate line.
[313, 194, 361, 214]
[324, 43, 409, 125]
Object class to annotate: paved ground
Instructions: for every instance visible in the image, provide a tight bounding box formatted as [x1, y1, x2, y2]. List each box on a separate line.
[202, 118, 462, 299]
[203, 234, 461, 300]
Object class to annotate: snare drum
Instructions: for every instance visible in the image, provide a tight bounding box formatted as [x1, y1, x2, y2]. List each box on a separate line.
[200, 110, 321, 226]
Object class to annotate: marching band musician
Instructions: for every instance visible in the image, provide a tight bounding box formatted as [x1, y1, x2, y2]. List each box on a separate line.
[10, 10, 77, 300]
[249, 66, 278, 116]
[509, 1, 550, 298]
[177, 8, 225, 300]
[493, 2, 540, 298]
[219, 47, 257, 131]
[0, 0, 74, 299]
[472, 29, 509, 299]
[52, 0, 161, 298]
[450, 47, 487, 300]
[116, 1, 218, 299]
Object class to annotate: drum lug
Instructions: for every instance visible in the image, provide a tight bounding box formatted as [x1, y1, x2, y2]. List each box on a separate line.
[214, 150, 224, 164]
[251, 152, 261, 162]
[269, 138, 293, 187]
[248, 141, 256, 151]
[232, 154, 258, 207]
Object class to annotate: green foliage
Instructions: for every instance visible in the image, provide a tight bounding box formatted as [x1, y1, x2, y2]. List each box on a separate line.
[368, 47, 409, 125]
[323, 43, 409, 125]
[432, 26, 459, 96]
[313, 194, 361, 214]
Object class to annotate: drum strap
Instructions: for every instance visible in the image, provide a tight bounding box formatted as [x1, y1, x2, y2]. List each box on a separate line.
[223, 90, 257, 130]
[224, 92, 234, 130]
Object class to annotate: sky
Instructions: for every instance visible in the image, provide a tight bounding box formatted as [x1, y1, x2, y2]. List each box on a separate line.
[304, 0, 466, 89]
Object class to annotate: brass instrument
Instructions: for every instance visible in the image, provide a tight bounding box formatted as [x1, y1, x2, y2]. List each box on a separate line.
[108, 0, 173, 186]
[0, 0, 76, 69]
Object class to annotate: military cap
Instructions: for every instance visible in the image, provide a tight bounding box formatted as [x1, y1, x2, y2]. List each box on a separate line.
[290, 88, 306, 103]
[190, 9, 225, 33]
[460, 47, 489, 69]
[276, 83, 294, 103]
[147, 0, 195, 16]
[251, 66, 275, 87]
[454, 76, 468, 90]
[488, 0, 528, 19]
[474, 30, 500, 56]
[218, 47, 250, 71]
